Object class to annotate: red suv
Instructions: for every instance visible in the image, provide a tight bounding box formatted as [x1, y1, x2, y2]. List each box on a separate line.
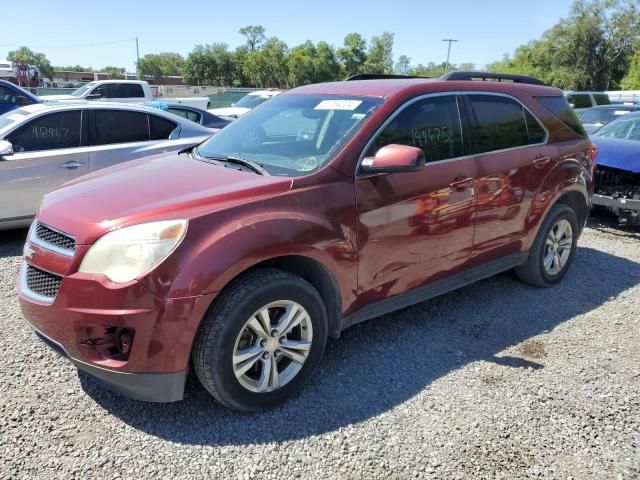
[19, 73, 595, 411]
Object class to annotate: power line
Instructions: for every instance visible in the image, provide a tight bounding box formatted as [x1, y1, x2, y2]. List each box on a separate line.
[0, 38, 137, 49]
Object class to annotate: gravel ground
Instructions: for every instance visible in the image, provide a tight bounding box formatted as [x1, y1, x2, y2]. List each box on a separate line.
[1, 213, 639, 480]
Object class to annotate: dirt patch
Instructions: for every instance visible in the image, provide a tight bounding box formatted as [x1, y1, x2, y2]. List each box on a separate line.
[518, 340, 547, 359]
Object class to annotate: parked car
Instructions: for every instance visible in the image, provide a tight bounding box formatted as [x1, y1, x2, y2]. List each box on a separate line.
[0, 102, 214, 229]
[19, 73, 595, 411]
[590, 112, 640, 225]
[38, 80, 210, 109]
[0, 60, 14, 79]
[576, 105, 640, 134]
[0, 79, 41, 115]
[609, 98, 640, 106]
[565, 91, 611, 109]
[208, 89, 283, 118]
[146, 101, 233, 129]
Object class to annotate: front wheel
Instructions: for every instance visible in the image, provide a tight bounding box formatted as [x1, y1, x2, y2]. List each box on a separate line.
[192, 269, 328, 412]
[515, 204, 579, 287]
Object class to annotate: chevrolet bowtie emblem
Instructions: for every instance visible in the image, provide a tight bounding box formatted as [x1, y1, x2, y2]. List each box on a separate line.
[24, 244, 36, 260]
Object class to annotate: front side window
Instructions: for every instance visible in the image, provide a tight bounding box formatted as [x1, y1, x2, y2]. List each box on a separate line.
[466, 95, 544, 155]
[89, 110, 149, 145]
[196, 94, 382, 176]
[0, 86, 17, 104]
[6, 111, 81, 152]
[369, 95, 463, 163]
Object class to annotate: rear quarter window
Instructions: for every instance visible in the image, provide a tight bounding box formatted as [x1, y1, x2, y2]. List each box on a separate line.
[149, 115, 178, 140]
[593, 94, 611, 106]
[536, 96, 587, 137]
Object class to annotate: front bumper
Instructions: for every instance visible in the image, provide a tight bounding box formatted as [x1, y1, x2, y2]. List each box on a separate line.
[592, 193, 640, 212]
[33, 327, 186, 402]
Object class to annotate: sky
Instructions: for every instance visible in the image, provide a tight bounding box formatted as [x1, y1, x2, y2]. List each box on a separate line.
[0, 0, 576, 73]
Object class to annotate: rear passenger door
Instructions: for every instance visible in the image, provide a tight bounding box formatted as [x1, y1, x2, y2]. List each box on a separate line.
[87, 109, 181, 172]
[462, 94, 553, 255]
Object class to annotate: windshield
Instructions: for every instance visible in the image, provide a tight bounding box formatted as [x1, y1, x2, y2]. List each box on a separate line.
[70, 82, 96, 97]
[580, 108, 632, 124]
[197, 94, 382, 176]
[593, 116, 640, 141]
[234, 94, 275, 109]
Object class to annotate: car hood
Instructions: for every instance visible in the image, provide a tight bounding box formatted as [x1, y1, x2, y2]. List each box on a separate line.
[208, 107, 250, 118]
[37, 151, 293, 244]
[591, 136, 640, 174]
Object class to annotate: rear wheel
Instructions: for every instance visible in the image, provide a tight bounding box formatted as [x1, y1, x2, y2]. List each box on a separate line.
[515, 204, 578, 287]
[192, 269, 328, 412]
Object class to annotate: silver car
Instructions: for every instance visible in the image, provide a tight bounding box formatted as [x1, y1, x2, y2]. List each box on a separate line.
[0, 102, 214, 229]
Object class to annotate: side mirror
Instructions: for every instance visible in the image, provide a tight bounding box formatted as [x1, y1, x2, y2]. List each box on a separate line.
[361, 144, 425, 174]
[0, 140, 14, 157]
[86, 93, 102, 100]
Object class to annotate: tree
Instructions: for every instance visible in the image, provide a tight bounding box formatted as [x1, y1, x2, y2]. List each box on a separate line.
[239, 25, 266, 52]
[363, 32, 394, 74]
[338, 33, 368, 77]
[313, 41, 342, 83]
[621, 49, 640, 89]
[395, 55, 411, 75]
[55, 65, 93, 72]
[183, 44, 235, 86]
[287, 41, 316, 87]
[103, 66, 125, 79]
[243, 37, 289, 87]
[137, 52, 184, 82]
[7, 46, 54, 80]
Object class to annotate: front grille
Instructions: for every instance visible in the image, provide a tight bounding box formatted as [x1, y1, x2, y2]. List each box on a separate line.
[34, 222, 76, 253]
[594, 166, 640, 198]
[25, 265, 62, 299]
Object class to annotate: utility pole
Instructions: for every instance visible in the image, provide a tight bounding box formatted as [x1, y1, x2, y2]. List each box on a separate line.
[136, 37, 140, 80]
[442, 38, 458, 73]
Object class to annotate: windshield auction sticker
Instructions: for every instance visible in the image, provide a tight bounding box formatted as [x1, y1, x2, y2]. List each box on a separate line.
[314, 100, 363, 111]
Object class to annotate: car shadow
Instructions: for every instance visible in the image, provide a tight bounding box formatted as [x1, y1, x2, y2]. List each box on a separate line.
[0, 228, 28, 258]
[588, 208, 640, 239]
[80, 245, 640, 446]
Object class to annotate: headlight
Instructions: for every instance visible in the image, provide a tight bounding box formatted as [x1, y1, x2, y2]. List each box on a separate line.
[79, 220, 187, 283]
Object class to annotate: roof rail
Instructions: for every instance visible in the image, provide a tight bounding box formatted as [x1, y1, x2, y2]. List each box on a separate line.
[441, 71, 546, 86]
[345, 73, 430, 81]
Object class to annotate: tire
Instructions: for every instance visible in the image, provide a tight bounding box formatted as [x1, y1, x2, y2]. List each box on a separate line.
[515, 203, 579, 287]
[192, 268, 328, 412]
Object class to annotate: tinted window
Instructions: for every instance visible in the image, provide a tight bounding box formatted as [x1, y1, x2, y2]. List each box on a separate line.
[593, 94, 611, 106]
[0, 86, 17, 104]
[466, 95, 531, 154]
[7, 111, 82, 152]
[120, 84, 145, 98]
[524, 110, 547, 143]
[536, 96, 587, 137]
[90, 110, 149, 145]
[566, 94, 592, 109]
[371, 95, 463, 163]
[149, 115, 177, 140]
[93, 84, 116, 99]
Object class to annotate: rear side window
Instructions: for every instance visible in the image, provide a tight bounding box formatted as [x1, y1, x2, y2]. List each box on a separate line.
[149, 115, 177, 140]
[119, 84, 145, 98]
[465, 95, 540, 154]
[593, 94, 611, 106]
[536, 96, 587, 137]
[566, 94, 592, 109]
[7, 111, 82, 152]
[90, 110, 149, 145]
[371, 95, 463, 163]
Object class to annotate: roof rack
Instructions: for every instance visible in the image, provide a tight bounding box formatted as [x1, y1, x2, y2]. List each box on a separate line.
[440, 71, 546, 86]
[345, 73, 430, 81]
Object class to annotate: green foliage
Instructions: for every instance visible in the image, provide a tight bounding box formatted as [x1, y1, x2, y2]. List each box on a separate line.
[137, 52, 184, 82]
[363, 32, 394, 74]
[239, 25, 266, 52]
[621, 49, 640, 89]
[243, 37, 289, 88]
[7, 46, 54, 80]
[102, 66, 125, 79]
[54, 65, 93, 72]
[337, 33, 368, 77]
[183, 44, 235, 85]
[488, 0, 640, 90]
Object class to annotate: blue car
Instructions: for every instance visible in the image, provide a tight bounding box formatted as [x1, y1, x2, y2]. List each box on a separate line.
[145, 101, 233, 129]
[0, 80, 41, 115]
[591, 111, 640, 225]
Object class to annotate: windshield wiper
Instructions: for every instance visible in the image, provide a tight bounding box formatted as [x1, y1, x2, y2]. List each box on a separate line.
[192, 148, 269, 176]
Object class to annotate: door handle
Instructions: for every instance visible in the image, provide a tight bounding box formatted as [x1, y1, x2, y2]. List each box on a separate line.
[532, 156, 551, 168]
[59, 161, 86, 169]
[449, 177, 474, 191]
